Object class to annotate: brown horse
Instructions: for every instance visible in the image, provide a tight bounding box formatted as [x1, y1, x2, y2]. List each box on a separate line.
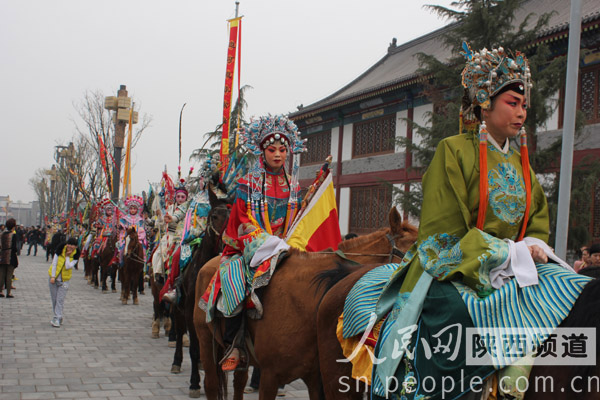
[99, 234, 118, 293]
[193, 208, 418, 400]
[121, 226, 144, 305]
[316, 256, 600, 399]
[316, 263, 380, 399]
[169, 190, 231, 397]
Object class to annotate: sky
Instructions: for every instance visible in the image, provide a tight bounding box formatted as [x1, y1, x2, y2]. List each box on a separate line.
[1, 0, 455, 203]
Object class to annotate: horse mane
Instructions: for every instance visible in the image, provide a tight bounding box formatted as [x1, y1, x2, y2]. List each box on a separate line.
[337, 228, 390, 252]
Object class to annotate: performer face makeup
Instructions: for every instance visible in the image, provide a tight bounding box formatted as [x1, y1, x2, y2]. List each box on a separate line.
[175, 192, 188, 205]
[483, 90, 527, 145]
[263, 144, 288, 171]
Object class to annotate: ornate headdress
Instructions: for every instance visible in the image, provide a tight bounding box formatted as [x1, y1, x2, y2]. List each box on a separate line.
[460, 42, 532, 242]
[240, 115, 306, 155]
[238, 115, 307, 236]
[175, 179, 188, 196]
[461, 42, 532, 111]
[98, 198, 114, 212]
[124, 195, 143, 209]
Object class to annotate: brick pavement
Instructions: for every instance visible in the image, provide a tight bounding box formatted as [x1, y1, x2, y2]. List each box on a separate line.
[0, 254, 309, 399]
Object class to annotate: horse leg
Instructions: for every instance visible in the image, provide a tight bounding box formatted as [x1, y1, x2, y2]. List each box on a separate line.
[258, 370, 280, 400]
[111, 267, 118, 293]
[233, 370, 249, 400]
[121, 267, 128, 304]
[171, 309, 185, 374]
[184, 292, 202, 397]
[132, 267, 140, 305]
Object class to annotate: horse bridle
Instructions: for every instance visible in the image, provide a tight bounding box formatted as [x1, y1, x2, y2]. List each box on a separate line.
[124, 233, 145, 264]
[386, 233, 406, 263]
[322, 233, 406, 264]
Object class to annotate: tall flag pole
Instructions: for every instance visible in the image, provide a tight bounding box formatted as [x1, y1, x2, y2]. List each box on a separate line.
[220, 3, 242, 173]
[123, 103, 134, 198]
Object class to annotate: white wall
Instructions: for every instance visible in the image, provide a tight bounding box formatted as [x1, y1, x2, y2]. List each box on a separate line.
[339, 187, 350, 235]
[341, 122, 354, 161]
[331, 126, 340, 163]
[412, 103, 433, 148]
[395, 110, 408, 153]
[544, 91, 560, 132]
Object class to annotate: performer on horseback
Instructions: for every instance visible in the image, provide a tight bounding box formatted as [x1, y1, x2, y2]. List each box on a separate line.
[90, 198, 117, 260]
[117, 195, 147, 266]
[151, 177, 189, 285]
[202, 115, 306, 371]
[339, 43, 593, 400]
[162, 157, 227, 304]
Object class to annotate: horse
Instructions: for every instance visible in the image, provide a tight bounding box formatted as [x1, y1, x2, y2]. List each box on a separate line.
[193, 207, 418, 400]
[169, 190, 231, 397]
[121, 226, 145, 305]
[150, 266, 171, 339]
[99, 234, 118, 293]
[315, 256, 600, 399]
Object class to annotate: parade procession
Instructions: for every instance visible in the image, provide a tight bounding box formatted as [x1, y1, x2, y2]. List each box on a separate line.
[3, 0, 600, 399]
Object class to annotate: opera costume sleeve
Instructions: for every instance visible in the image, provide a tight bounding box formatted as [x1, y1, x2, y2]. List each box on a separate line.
[221, 180, 264, 258]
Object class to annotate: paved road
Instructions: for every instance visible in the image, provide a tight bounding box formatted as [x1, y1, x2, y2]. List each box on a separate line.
[0, 254, 309, 399]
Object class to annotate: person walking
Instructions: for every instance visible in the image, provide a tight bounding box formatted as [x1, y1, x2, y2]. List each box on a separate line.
[48, 237, 80, 327]
[0, 218, 19, 298]
[27, 225, 41, 256]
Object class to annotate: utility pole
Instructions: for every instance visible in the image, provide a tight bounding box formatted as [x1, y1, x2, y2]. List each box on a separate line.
[555, 0, 582, 259]
[105, 85, 138, 203]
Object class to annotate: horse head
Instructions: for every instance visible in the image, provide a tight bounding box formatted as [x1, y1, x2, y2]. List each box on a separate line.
[336, 207, 418, 264]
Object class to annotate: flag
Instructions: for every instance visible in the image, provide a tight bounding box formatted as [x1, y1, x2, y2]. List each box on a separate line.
[286, 173, 342, 252]
[220, 17, 242, 172]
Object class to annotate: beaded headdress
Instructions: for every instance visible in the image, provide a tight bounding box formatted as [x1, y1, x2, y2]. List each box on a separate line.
[240, 115, 306, 155]
[460, 42, 532, 242]
[461, 42, 532, 111]
[239, 115, 307, 236]
[124, 195, 143, 209]
[98, 198, 114, 212]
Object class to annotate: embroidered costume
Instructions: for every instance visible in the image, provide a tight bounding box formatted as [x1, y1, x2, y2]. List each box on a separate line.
[201, 115, 306, 323]
[117, 195, 147, 264]
[91, 199, 117, 258]
[338, 44, 592, 400]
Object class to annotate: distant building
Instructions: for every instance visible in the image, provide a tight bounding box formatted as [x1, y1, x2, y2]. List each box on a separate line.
[290, 0, 600, 240]
[0, 195, 40, 227]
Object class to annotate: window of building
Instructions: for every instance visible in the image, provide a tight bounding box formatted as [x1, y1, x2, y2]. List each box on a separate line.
[349, 185, 392, 234]
[352, 114, 396, 158]
[580, 65, 600, 124]
[301, 130, 331, 166]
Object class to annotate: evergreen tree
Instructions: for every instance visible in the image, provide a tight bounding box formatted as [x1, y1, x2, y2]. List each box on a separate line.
[394, 0, 597, 250]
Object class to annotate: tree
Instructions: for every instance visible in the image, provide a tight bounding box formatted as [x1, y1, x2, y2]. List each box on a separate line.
[393, 0, 598, 250]
[188, 85, 253, 190]
[71, 89, 152, 201]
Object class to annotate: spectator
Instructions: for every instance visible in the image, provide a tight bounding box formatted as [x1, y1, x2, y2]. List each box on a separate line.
[588, 243, 600, 268]
[15, 225, 25, 255]
[0, 218, 19, 298]
[48, 229, 66, 262]
[48, 237, 80, 327]
[27, 225, 41, 256]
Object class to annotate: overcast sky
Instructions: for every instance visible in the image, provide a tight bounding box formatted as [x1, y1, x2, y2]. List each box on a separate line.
[1, 0, 454, 203]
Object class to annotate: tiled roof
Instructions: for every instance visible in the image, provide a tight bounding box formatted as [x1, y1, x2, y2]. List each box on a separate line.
[292, 0, 600, 117]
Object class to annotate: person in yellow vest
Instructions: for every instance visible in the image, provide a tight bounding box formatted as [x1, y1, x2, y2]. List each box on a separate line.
[48, 238, 80, 328]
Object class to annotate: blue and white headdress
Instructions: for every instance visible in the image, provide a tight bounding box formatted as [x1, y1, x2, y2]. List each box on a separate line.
[240, 115, 306, 155]
[461, 42, 532, 111]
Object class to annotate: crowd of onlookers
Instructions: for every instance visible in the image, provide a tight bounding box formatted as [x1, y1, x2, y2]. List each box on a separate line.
[0, 221, 75, 298]
[574, 243, 600, 276]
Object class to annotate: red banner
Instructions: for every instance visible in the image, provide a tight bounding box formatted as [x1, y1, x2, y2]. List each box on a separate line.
[220, 17, 241, 171]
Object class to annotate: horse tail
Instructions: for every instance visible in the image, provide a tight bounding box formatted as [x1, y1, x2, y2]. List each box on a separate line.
[213, 338, 227, 400]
